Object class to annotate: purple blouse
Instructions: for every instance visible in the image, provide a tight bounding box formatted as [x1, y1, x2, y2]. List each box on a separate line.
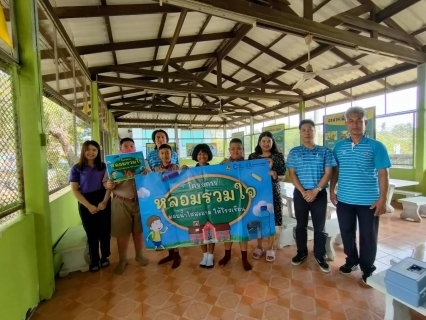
[69, 164, 106, 194]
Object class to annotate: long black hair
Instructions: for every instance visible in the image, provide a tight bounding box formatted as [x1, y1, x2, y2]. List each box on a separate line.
[152, 129, 169, 149]
[254, 131, 279, 154]
[77, 140, 105, 170]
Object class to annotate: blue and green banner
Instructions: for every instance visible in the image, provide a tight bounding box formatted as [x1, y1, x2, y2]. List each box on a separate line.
[263, 124, 285, 154]
[105, 151, 145, 182]
[135, 159, 275, 250]
[323, 107, 375, 150]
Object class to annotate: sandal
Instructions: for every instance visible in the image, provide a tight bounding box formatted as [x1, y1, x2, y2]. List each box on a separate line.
[252, 248, 264, 260]
[266, 250, 275, 262]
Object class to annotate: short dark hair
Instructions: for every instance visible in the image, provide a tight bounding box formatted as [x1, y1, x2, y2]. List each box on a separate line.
[192, 144, 213, 162]
[158, 144, 171, 151]
[229, 138, 243, 147]
[299, 119, 315, 130]
[254, 131, 278, 154]
[152, 129, 169, 149]
[120, 137, 134, 146]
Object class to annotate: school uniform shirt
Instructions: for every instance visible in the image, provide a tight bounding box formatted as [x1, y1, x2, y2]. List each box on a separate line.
[333, 135, 391, 206]
[69, 163, 106, 194]
[147, 149, 180, 171]
[286, 145, 337, 190]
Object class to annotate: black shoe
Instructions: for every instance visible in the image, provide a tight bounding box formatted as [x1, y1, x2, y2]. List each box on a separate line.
[100, 257, 110, 268]
[339, 263, 358, 275]
[361, 272, 373, 285]
[90, 262, 100, 272]
[291, 253, 308, 266]
[316, 258, 331, 273]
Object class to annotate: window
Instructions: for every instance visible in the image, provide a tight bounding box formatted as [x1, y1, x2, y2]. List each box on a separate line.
[376, 113, 415, 168]
[284, 128, 299, 158]
[44, 95, 91, 193]
[0, 65, 23, 221]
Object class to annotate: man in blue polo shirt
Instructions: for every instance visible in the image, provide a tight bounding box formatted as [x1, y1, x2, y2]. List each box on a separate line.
[330, 106, 391, 284]
[287, 119, 337, 273]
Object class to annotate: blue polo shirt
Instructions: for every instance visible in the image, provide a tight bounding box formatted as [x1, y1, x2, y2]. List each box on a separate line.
[286, 145, 337, 190]
[333, 136, 391, 206]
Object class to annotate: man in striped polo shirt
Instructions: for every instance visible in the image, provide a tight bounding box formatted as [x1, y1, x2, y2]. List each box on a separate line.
[330, 106, 391, 284]
[287, 119, 337, 273]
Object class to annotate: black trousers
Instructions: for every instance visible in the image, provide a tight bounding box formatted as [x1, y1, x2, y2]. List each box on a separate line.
[294, 189, 328, 259]
[336, 201, 379, 274]
[78, 189, 111, 265]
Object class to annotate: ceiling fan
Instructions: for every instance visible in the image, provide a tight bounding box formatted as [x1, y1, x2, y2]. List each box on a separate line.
[216, 98, 236, 119]
[280, 35, 362, 90]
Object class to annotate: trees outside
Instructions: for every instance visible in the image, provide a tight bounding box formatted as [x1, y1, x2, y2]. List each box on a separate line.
[43, 97, 91, 192]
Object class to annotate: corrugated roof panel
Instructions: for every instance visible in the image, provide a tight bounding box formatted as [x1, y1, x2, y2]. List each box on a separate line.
[357, 55, 400, 73]
[174, 59, 207, 70]
[115, 47, 155, 65]
[157, 114, 176, 120]
[385, 69, 417, 86]
[204, 73, 217, 87]
[298, 80, 328, 94]
[233, 69, 256, 82]
[61, 18, 109, 47]
[82, 52, 113, 67]
[168, 96, 185, 105]
[221, 60, 241, 77]
[320, 69, 366, 86]
[52, 0, 99, 6]
[228, 41, 260, 65]
[270, 35, 317, 62]
[246, 27, 283, 48]
[374, 0, 426, 35]
[248, 53, 285, 76]
[190, 39, 223, 56]
[156, 43, 192, 59]
[110, 14, 162, 42]
[162, 12, 208, 38]
[289, 0, 360, 23]
[203, 16, 237, 34]
[307, 51, 345, 70]
[106, 0, 153, 4]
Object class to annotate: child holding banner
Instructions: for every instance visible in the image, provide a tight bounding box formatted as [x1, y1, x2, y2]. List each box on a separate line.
[152, 144, 181, 269]
[218, 138, 252, 271]
[104, 138, 149, 275]
[182, 144, 215, 268]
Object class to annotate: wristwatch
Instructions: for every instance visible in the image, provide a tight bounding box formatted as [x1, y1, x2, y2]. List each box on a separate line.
[316, 186, 322, 192]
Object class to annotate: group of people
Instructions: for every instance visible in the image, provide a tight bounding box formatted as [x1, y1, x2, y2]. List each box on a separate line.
[70, 106, 390, 284]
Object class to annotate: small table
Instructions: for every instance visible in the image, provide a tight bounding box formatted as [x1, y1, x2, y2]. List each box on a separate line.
[387, 179, 419, 213]
[398, 196, 426, 223]
[368, 244, 426, 320]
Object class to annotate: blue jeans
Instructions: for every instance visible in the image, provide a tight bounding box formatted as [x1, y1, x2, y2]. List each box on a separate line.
[336, 201, 379, 274]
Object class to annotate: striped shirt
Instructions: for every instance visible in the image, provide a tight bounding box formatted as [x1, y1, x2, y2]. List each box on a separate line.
[333, 136, 391, 206]
[286, 145, 337, 189]
[147, 149, 180, 170]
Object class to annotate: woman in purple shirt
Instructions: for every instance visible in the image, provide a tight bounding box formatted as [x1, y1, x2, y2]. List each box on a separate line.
[69, 140, 112, 272]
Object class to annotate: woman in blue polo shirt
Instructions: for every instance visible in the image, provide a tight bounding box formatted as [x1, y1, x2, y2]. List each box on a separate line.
[69, 140, 112, 272]
[146, 129, 180, 170]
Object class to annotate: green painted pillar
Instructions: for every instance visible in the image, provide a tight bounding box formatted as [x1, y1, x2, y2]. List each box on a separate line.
[107, 111, 113, 154]
[91, 82, 100, 142]
[14, 0, 54, 299]
[416, 64, 426, 194]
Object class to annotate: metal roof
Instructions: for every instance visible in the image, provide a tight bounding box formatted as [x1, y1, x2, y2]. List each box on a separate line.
[42, 0, 425, 128]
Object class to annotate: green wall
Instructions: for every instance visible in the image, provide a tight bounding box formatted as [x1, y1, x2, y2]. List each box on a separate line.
[49, 188, 81, 274]
[49, 188, 81, 245]
[0, 214, 39, 320]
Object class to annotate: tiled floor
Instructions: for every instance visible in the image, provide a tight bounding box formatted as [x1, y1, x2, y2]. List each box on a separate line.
[32, 205, 426, 320]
